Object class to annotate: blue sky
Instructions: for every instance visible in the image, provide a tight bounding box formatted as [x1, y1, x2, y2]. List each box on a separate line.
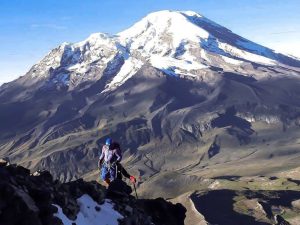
[1, 0, 300, 84]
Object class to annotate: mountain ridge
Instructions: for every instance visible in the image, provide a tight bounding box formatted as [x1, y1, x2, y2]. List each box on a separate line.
[2, 10, 299, 94]
[0, 160, 186, 225]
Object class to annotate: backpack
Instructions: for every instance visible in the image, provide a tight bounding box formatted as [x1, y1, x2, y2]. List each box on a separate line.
[109, 142, 122, 162]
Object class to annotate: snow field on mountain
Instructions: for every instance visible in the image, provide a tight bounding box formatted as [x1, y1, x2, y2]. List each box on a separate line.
[218, 42, 276, 65]
[118, 10, 210, 53]
[150, 55, 207, 76]
[54, 194, 123, 225]
[106, 57, 144, 90]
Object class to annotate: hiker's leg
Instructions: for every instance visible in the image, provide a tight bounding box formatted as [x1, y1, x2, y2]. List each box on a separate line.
[110, 166, 116, 181]
[101, 165, 108, 181]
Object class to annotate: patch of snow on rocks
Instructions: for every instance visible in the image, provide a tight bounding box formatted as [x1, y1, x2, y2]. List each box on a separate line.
[54, 194, 123, 225]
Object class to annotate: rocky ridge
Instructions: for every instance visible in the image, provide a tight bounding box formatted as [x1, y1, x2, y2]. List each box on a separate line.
[2, 159, 300, 225]
[0, 159, 185, 225]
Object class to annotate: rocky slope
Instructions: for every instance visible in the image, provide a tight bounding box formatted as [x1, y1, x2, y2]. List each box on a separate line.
[0, 159, 185, 225]
[2, 159, 300, 225]
[0, 10, 300, 212]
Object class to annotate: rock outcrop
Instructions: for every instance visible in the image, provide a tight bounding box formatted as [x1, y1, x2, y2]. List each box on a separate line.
[0, 160, 185, 225]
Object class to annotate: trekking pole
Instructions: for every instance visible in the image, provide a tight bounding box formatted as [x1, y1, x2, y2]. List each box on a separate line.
[133, 183, 138, 199]
[115, 163, 118, 180]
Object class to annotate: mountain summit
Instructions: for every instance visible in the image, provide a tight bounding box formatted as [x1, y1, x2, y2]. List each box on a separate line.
[3, 10, 299, 93]
[119, 10, 279, 64]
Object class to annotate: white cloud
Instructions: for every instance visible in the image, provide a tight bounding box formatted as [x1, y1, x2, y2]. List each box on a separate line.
[30, 23, 67, 30]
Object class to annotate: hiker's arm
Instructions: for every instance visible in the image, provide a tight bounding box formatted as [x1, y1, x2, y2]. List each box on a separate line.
[98, 159, 103, 168]
[114, 150, 122, 162]
[98, 148, 104, 168]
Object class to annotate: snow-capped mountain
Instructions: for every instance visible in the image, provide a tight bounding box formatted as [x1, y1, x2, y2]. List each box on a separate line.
[119, 11, 277, 68]
[12, 10, 299, 93]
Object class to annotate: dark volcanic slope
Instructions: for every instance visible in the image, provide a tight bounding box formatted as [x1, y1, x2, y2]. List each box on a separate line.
[2, 67, 300, 180]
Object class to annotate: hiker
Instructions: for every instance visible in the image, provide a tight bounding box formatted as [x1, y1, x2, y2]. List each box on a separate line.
[98, 138, 122, 185]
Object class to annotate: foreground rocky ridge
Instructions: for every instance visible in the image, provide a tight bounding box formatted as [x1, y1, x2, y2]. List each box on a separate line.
[0, 160, 185, 225]
[1, 159, 300, 225]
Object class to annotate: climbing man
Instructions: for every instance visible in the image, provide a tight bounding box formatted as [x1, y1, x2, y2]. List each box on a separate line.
[98, 138, 122, 185]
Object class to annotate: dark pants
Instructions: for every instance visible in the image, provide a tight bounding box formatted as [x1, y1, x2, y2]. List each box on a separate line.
[101, 163, 116, 181]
